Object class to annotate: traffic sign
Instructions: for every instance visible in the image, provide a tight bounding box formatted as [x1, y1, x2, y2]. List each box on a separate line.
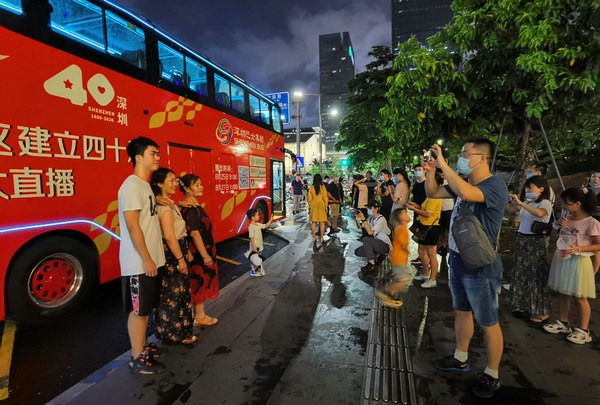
[266, 92, 290, 125]
[296, 156, 304, 168]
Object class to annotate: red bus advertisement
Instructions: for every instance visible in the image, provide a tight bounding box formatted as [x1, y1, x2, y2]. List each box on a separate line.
[0, 0, 285, 323]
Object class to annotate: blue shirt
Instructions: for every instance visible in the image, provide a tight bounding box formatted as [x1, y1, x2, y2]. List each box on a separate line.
[447, 175, 508, 277]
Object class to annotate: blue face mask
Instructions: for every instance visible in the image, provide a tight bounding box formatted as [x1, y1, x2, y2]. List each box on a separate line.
[414, 171, 423, 178]
[456, 157, 473, 176]
[525, 173, 533, 179]
[367, 209, 374, 216]
[590, 182, 600, 189]
[525, 192, 537, 201]
[393, 177, 400, 184]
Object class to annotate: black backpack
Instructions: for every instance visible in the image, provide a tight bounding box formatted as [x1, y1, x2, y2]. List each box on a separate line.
[451, 204, 498, 269]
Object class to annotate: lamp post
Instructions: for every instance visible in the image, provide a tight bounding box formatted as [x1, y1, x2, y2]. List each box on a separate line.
[290, 96, 302, 173]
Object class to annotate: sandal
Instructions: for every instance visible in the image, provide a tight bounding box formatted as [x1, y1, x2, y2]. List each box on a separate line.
[529, 316, 549, 325]
[180, 335, 198, 344]
[194, 315, 218, 326]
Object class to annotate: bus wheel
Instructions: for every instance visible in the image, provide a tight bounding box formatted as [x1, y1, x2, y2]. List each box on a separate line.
[6, 236, 97, 324]
[256, 201, 269, 223]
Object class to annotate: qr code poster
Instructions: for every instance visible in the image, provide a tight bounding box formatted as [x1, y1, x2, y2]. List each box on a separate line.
[238, 166, 249, 189]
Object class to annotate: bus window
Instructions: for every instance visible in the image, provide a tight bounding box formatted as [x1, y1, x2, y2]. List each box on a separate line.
[49, 0, 105, 52]
[272, 108, 282, 133]
[249, 93, 260, 121]
[230, 82, 245, 113]
[0, 0, 22, 14]
[185, 57, 207, 96]
[259, 99, 271, 125]
[105, 10, 145, 69]
[214, 73, 231, 107]
[158, 41, 185, 86]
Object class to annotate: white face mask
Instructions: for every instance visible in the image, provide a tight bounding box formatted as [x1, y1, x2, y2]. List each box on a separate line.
[379, 175, 385, 181]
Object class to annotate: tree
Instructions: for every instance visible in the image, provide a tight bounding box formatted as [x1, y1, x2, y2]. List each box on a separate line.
[335, 46, 396, 169]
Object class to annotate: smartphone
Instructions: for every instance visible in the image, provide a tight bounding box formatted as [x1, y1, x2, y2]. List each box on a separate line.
[423, 150, 432, 162]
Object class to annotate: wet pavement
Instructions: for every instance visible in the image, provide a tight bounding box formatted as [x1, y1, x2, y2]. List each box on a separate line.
[47, 207, 600, 405]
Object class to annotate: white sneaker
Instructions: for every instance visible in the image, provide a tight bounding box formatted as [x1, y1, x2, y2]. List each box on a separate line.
[421, 279, 437, 289]
[566, 328, 592, 344]
[414, 273, 428, 281]
[543, 320, 572, 334]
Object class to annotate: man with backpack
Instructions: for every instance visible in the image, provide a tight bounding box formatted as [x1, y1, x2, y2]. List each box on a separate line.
[422, 138, 508, 399]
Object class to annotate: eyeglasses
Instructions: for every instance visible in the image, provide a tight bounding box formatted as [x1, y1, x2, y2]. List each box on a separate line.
[459, 151, 487, 159]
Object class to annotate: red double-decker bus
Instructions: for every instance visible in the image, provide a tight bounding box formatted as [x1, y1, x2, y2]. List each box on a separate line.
[0, 0, 286, 323]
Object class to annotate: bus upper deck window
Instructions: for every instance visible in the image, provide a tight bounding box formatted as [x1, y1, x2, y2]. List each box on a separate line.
[49, 0, 105, 51]
[214, 74, 231, 108]
[158, 42, 185, 86]
[230, 82, 245, 113]
[0, 0, 22, 14]
[185, 57, 207, 96]
[106, 11, 146, 69]
[259, 100, 271, 125]
[249, 93, 260, 121]
[272, 108, 282, 133]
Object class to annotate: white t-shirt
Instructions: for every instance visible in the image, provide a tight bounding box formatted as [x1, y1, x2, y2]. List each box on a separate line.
[441, 180, 455, 211]
[518, 199, 552, 235]
[118, 175, 165, 276]
[249, 222, 267, 252]
[368, 214, 392, 250]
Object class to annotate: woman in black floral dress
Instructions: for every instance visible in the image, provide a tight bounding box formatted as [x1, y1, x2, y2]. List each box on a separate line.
[150, 168, 196, 344]
[179, 174, 220, 326]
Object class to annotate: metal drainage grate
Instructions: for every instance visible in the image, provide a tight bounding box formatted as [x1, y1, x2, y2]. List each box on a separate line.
[361, 264, 417, 404]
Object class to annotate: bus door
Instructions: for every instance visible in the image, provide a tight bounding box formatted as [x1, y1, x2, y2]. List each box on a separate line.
[166, 143, 213, 219]
[270, 159, 285, 218]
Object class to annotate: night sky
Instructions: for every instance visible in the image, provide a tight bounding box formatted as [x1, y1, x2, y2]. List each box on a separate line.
[115, 0, 391, 127]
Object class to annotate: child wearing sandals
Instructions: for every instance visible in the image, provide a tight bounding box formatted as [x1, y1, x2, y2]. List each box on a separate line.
[543, 188, 600, 344]
[376, 207, 413, 307]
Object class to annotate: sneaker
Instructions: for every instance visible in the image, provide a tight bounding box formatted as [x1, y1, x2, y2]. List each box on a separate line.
[433, 354, 470, 372]
[421, 279, 437, 289]
[413, 273, 428, 281]
[543, 320, 572, 334]
[566, 328, 592, 344]
[250, 269, 264, 277]
[144, 342, 168, 358]
[129, 351, 166, 374]
[375, 290, 403, 308]
[471, 373, 501, 399]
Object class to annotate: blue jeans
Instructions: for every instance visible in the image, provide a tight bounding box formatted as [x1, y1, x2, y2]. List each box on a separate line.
[449, 250, 501, 327]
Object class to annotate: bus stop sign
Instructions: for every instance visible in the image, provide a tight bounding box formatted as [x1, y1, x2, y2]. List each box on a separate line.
[266, 92, 290, 125]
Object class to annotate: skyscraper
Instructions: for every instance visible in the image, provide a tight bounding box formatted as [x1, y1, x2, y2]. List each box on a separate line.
[318, 32, 355, 151]
[391, 0, 453, 52]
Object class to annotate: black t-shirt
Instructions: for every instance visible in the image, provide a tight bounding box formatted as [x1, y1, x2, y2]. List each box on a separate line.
[327, 182, 342, 202]
[411, 181, 427, 206]
[380, 180, 395, 207]
[365, 177, 377, 199]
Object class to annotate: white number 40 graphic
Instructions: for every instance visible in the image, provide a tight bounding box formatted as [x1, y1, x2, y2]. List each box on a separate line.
[43, 64, 115, 107]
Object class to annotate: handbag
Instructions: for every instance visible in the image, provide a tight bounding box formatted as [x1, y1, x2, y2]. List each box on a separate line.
[531, 210, 555, 236]
[409, 219, 437, 241]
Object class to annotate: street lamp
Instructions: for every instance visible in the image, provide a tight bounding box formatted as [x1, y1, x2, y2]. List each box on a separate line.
[291, 92, 302, 173]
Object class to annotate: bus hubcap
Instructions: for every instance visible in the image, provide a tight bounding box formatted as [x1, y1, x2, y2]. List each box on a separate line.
[29, 254, 83, 308]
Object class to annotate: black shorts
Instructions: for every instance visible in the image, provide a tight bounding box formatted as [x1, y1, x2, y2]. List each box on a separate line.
[121, 274, 160, 316]
[418, 225, 441, 246]
[439, 210, 452, 232]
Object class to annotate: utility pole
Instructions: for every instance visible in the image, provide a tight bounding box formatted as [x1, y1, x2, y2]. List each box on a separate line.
[291, 99, 302, 173]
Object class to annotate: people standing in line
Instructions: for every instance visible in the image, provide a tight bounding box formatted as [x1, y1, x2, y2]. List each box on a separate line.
[424, 139, 507, 399]
[118, 136, 167, 374]
[376, 207, 413, 307]
[150, 168, 196, 344]
[354, 200, 392, 272]
[291, 174, 304, 215]
[543, 188, 600, 345]
[408, 173, 443, 289]
[308, 173, 329, 243]
[377, 169, 395, 222]
[364, 170, 378, 201]
[179, 174, 220, 327]
[246, 209, 275, 277]
[389, 168, 411, 230]
[327, 173, 343, 233]
[506, 176, 553, 324]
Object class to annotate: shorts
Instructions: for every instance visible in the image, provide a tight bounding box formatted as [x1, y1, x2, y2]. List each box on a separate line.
[122, 274, 160, 316]
[448, 250, 501, 327]
[330, 203, 340, 217]
[391, 264, 412, 283]
[418, 225, 441, 246]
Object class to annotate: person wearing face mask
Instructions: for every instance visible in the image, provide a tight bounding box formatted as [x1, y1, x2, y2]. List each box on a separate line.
[423, 138, 508, 399]
[377, 169, 395, 222]
[389, 168, 411, 231]
[364, 170, 378, 200]
[506, 176, 553, 324]
[355, 200, 392, 272]
[525, 164, 555, 206]
[327, 174, 343, 233]
[582, 170, 600, 221]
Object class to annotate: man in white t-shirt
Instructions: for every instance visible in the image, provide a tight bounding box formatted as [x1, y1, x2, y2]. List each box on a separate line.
[118, 136, 166, 374]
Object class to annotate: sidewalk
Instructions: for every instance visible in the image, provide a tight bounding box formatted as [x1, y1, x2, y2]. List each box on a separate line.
[49, 210, 600, 404]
